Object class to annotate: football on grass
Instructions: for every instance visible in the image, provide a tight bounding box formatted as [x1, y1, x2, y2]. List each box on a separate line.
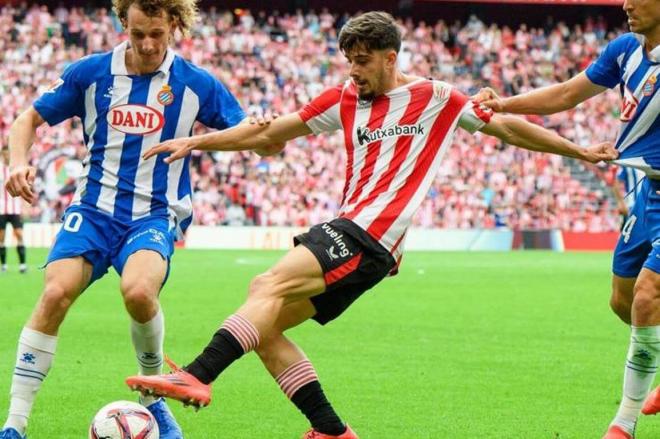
[89, 401, 158, 439]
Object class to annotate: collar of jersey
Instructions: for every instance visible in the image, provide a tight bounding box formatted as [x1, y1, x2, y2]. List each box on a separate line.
[633, 33, 660, 64]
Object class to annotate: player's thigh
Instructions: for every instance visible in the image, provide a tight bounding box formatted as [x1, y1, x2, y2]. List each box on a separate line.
[47, 207, 114, 284]
[43, 256, 94, 297]
[29, 257, 94, 331]
[251, 244, 326, 304]
[114, 216, 174, 295]
[120, 249, 168, 298]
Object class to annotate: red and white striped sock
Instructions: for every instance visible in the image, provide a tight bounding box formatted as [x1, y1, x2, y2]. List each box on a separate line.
[221, 314, 260, 353]
[185, 314, 260, 384]
[276, 359, 319, 399]
[276, 359, 346, 435]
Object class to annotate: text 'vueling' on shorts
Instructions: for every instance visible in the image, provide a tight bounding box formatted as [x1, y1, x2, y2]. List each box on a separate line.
[294, 218, 396, 325]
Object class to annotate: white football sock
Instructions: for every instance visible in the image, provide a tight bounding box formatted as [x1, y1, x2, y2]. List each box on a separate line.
[131, 309, 164, 407]
[3, 327, 57, 434]
[612, 325, 660, 434]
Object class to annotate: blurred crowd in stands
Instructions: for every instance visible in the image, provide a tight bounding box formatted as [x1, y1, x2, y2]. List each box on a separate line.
[0, 3, 626, 231]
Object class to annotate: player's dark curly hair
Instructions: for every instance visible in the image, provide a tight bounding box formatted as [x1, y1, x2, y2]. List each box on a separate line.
[338, 11, 402, 54]
[112, 0, 198, 37]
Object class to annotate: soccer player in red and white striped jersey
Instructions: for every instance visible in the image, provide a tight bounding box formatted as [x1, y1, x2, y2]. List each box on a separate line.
[0, 148, 27, 273]
[127, 12, 618, 438]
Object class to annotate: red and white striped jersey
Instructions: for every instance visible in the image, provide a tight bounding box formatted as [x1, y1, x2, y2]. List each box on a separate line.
[299, 78, 492, 262]
[0, 163, 22, 215]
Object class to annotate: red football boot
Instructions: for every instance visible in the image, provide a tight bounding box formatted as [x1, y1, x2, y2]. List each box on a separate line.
[602, 425, 634, 439]
[642, 385, 660, 415]
[126, 357, 211, 409]
[302, 425, 358, 439]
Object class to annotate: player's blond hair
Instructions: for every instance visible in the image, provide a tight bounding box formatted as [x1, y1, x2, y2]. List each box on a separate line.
[112, 0, 198, 36]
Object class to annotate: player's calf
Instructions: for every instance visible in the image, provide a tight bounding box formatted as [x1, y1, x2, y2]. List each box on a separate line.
[610, 275, 635, 324]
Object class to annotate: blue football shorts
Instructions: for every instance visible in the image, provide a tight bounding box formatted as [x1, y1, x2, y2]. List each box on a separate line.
[46, 205, 175, 287]
[612, 177, 660, 277]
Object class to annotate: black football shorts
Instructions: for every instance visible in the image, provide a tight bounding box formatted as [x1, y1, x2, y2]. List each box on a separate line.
[294, 217, 395, 325]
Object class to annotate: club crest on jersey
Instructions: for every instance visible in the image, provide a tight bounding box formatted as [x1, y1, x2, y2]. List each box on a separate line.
[357, 124, 425, 146]
[107, 104, 165, 135]
[620, 86, 639, 122]
[157, 84, 174, 106]
[643, 75, 656, 97]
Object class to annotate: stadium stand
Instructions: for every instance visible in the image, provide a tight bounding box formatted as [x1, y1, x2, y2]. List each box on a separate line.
[0, 4, 624, 231]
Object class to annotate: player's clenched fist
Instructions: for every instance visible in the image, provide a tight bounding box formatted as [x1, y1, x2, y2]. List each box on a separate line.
[584, 142, 618, 164]
[472, 87, 505, 113]
[5, 165, 36, 204]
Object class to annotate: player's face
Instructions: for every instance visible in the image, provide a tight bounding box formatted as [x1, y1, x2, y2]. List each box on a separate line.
[345, 48, 391, 100]
[124, 4, 176, 72]
[623, 0, 660, 34]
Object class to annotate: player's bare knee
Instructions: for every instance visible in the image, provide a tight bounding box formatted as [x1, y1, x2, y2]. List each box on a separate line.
[40, 282, 75, 316]
[632, 281, 660, 312]
[247, 271, 285, 301]
[121, 279, 158, 310]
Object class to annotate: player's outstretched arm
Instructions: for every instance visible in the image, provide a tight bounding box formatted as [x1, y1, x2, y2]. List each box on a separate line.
[143, 112, 312, 163]
[480, 113, 618, 164]
[475, 72, 606, 115]
[5, 106, 45, 203]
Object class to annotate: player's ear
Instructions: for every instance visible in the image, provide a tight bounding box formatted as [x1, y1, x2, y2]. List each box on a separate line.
[169, 17, 179, 41]
[386, 50, 397, 69]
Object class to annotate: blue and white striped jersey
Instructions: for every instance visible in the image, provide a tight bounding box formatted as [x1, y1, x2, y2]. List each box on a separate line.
[586, 33, 659, 176]
[34, 41, 245, 236]
[617, 166, 645, 210]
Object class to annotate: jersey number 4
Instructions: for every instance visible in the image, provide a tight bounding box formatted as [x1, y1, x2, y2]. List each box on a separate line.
[621, 214, 637, 244]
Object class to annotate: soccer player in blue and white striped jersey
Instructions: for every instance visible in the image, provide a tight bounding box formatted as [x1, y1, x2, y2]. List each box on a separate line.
[476, 0, 658, 437]
[0, 1, 260, 438]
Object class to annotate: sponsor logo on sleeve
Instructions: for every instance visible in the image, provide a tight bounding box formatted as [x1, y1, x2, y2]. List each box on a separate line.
[107, 104, 165, 135]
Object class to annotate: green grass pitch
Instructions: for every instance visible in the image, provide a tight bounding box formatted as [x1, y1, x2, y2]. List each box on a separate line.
[0, 249, 658, 438]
